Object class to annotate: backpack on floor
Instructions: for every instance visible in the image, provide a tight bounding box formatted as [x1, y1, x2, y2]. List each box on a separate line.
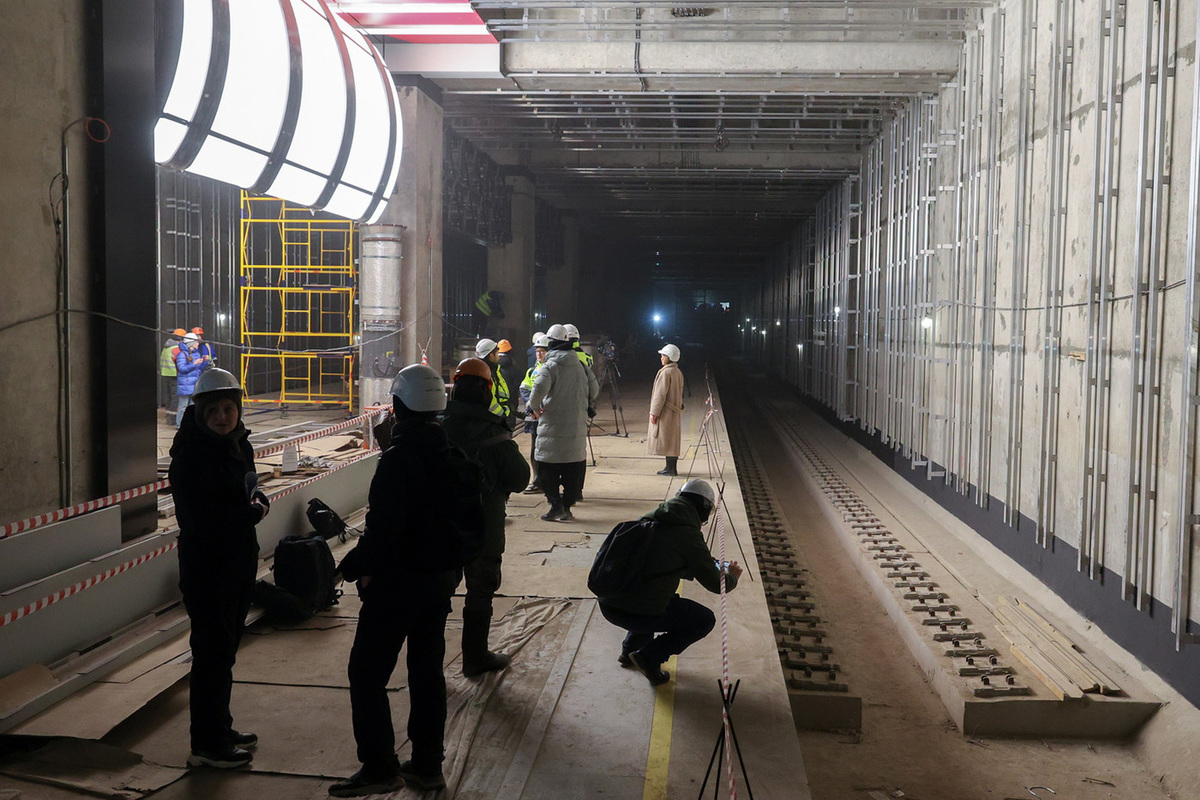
[587, 518, 662, 601]
[251, 578, 316, 623]
[272, 533, 341, 614]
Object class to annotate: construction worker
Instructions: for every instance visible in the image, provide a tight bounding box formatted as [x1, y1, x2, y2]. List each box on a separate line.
[439, 358, 530, 677]
[160, 328, 185, 415]
[175, 332, 210, 428]
[564, 323, 593, 368]
[519, 334, 551, 494]
[330, 365, 462, 796]
[472, 289, 505, 337]
[192, 326, 217, 365]
[595, 480, 742, 687]
[648, 343, 684, 476]
[169, 368, 270, 768]
[527, 324, 599, 522]
[526, 331, 545, 370]
[475, 338, 512, 423]
[495, 339, 522, 427]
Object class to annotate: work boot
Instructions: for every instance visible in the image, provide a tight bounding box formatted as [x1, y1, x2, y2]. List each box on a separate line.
[554, 504, 574, 522]
[329, 768, 402, 797]
[540, 503, 564, 521]
[656, 457, 678, 476]
[628, 650, 670, 687]
[462, 610, 510, 678]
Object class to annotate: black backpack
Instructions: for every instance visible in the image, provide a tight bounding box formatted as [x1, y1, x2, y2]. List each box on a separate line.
[437, 432, 509, 570]
[272, 533, 341, 614]
[587, 518, 662, 601]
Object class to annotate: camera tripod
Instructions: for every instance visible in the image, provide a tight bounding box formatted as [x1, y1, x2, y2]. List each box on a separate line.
[594, 356, 628, 437]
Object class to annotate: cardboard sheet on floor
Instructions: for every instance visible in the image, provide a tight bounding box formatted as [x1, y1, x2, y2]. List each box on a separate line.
[10, 660, 191, 739]
[237, 621, 400, 690]
[0, 665, 58, 721]
[139, 768, 335, 800]
[0, 739, 183, 799]
[498, 562, 589, 598]
[101, 634, 191, 684]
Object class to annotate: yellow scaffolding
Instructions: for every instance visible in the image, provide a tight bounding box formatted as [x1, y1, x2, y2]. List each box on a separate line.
[239, 193, 357, 408]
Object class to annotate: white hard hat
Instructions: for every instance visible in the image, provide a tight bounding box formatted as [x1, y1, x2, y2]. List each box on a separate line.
[183, 332, 199, 343]
[658, 343, 681, 363]
[534, 334, 551, 348]
[678, 479, 716, 509]
[546, 324, 569, 341]
[564, 323, 580, 339]
[390, 364, 447, 412]
[193, 367, 241, 398]
[475, 338, 499, 359]
[532, 331, 545, 344]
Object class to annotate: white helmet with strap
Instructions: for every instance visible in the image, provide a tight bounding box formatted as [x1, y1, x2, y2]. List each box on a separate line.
[678, 479, 715, 510]
[390, 364, 447, 412]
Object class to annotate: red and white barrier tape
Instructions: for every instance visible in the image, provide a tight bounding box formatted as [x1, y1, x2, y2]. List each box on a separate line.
[1, 481, 170, 540]
[0, 540, 178, 629]
[715, 491, 739, 800]
[2, 411, 388, 539]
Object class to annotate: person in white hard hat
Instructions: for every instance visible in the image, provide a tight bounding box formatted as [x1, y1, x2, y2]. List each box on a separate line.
[331, 364, 462, 796]
[594, 479, 742, 687]
[648, 343, 684, 476]
[169, 368, 270, 769]
[564, 323, 593, 368]
[474, 338, 512, 423]
[527, 324, 600, 521]
[526, 331, 545, 371]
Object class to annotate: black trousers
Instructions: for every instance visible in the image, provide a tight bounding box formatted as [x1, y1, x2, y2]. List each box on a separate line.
[538, 460, 586, 507]
[348, 571, 458, 773]
[179, 550, 257, 751]
[599, 596, 716, 667]
[461, 556, 502, 618]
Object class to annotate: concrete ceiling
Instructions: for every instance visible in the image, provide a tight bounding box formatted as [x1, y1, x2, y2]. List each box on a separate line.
[345, 1, 984, 276]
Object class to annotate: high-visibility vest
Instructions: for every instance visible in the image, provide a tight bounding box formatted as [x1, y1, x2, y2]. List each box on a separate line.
[521, 361, 543, 392]
[475, 292, 493, 315]
[489, 364, 511, 417]
[159, 342, 178, 376]
[573, 342, 593, 368]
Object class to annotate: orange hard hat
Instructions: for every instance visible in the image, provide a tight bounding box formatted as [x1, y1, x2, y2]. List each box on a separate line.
[191, 326, 204, 335]
[454, 357, 493, 386]
[497, 339, 512, 353]
[172, 328, 186, 337]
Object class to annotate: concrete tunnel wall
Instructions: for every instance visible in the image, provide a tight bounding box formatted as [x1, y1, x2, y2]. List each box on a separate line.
[744, 0, 1200, 703]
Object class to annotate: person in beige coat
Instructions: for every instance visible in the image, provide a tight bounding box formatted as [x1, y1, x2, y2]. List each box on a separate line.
[648, 343, 684, 476]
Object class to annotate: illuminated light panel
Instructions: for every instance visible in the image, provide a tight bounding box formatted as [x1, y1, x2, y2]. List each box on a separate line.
[155, 0, 402, 224]
[330, 0, 496, 44]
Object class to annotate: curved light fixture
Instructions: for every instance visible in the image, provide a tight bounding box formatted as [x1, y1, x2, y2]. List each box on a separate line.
[155, 0, 402, 224]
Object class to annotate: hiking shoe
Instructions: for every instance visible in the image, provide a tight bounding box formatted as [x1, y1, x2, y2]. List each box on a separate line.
[187, 745, 253, 769]
[228, 729, 258, 749]
[329, 768, 402, 797]
[554, 507, 574, 522]
[397, 760, 447, 792]
[628, 651, 670, 687]
[540, 504, 563, 521]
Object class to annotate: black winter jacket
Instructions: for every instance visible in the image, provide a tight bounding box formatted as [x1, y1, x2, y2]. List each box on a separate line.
[169, 406, 265, 570]
[601, 496, 738, 615]
[354, 417, 466, 578]
[439, 400, 531, 557]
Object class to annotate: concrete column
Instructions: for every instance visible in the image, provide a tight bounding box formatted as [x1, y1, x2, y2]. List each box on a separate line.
[487, 174, 535, 346]
[546, 215, 579, 328]
[371, 85, 444, 395]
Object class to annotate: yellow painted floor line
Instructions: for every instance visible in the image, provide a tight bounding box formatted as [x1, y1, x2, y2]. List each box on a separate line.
[642, 654, 678, 800]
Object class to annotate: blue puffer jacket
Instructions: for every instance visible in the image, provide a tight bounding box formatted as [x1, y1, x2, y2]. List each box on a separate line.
[175, 348, 207, 396]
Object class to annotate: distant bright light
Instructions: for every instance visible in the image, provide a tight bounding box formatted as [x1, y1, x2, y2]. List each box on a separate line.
[775, 320, 781, 326]
[921, 316, 934, 329]
[760, 330, 767, 336]
[834, 306, 841, 316]
[653, 314, 662, 324]
[217, 312, 228, 323]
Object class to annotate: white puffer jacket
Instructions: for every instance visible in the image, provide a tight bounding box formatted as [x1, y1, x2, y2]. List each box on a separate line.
[529, 346, 600, 463]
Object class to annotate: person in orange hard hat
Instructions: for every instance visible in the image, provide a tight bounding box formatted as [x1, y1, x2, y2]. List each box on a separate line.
[192, 326, 217, 366]
[439, 358, 530, 678]
[495, 340, 521, 429]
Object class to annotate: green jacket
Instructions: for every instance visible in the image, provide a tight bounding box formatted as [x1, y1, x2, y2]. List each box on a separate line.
[602, 496, 738, 615]
[159, 340, 178, 376]
[439, 399, 530, 557]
